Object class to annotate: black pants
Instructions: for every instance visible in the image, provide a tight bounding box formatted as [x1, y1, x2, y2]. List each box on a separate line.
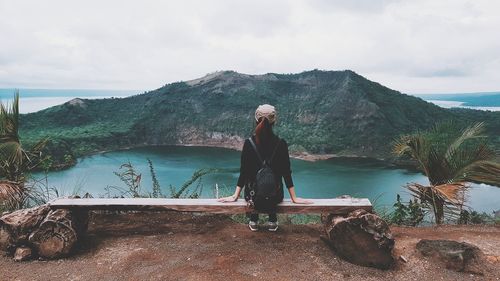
[249, 213, 277, 223]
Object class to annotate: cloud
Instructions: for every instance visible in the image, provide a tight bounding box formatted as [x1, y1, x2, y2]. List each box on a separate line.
[0, 0, 499, 93]
[307, 0, 400, 14]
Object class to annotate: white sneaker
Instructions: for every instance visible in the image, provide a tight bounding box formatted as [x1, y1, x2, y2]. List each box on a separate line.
[267, 221, 278, 232]
[248, 221, 258, 232]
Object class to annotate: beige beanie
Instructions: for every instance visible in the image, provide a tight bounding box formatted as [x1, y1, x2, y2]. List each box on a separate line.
[255, 104, 277, 124]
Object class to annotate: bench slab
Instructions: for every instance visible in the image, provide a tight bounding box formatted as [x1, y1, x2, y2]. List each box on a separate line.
[49, 198, 372, 214]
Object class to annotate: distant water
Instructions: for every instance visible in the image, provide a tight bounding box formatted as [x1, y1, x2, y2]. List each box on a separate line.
[415, 92, 500, 111]
[427, 100, 500, 111]
[0, 89, 139, 113]
[36, 146, 500, 213]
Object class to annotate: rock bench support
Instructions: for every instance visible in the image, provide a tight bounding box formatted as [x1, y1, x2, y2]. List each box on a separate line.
[0, 205, 88, 260]
[29, 208, 88, 258]
[321, 209, 395, 269]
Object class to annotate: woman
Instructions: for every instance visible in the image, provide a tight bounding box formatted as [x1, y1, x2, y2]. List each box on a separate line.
[218, 104, 311, 232]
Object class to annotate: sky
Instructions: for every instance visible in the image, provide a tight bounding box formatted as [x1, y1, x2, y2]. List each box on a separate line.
[0, 0, 499, 94]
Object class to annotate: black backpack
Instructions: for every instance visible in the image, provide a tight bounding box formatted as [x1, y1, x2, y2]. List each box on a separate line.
[248, 137, 281, 212]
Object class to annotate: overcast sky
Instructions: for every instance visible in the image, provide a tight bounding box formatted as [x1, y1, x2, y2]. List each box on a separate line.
[0, 0, 499, 94]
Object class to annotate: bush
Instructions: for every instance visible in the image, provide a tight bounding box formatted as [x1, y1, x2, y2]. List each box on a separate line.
[389, 194, 425, 226]
[458, 210, 496, 225]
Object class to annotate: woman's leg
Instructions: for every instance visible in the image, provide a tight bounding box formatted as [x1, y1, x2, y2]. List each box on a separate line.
[267, 213, 278, 231]
[268, 213, 277, 223]
[250, 213, 259, 222]
[248, 213, 259, 231]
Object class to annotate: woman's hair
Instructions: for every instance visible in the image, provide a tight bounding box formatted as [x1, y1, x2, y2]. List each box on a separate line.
[255, 117, 274, 145]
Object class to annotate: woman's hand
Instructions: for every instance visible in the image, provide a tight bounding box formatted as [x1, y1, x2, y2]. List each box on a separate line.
[287, 186, 313, 204]
[218, 186, 242, 203]
[292, 197, 313, 204]
[217, 195, 238, 203]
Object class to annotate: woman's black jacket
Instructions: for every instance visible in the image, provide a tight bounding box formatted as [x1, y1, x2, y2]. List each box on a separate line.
[236, 135, 294, 202]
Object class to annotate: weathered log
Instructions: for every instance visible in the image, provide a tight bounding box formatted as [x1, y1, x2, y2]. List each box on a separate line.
[13, 247, 32, 262]
[0, 205, 50, 252]
[29, 208, 88, 259]
[322, 209, 395, 269]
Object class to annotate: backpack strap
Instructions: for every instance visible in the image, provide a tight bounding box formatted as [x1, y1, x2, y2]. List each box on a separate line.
[248, 137, 281, 165]
[248, 137, 264, 164]
[269, 138, 281, 165]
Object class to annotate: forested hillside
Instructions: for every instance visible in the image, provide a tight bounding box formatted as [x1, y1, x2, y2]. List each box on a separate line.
[19, 70, 500, 165]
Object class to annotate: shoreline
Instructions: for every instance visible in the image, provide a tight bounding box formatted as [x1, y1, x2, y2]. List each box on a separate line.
[85, 142, 386, 163]
[45, 141, 418, 173]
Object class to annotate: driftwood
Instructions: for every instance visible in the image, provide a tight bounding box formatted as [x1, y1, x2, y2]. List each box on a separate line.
[13, 247, 32, 262]
[0, 205, 50, 252]
[29, 209, 88, 258]
[322, 209, 395, 269]
[0, 205, 87, 260]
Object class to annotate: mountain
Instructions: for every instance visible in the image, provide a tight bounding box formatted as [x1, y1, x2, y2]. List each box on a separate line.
[19, 70, 500, 166]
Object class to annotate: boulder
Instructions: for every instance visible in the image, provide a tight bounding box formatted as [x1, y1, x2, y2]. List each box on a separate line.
[416, 239, 485, 275]
[322, 209, 395, 269]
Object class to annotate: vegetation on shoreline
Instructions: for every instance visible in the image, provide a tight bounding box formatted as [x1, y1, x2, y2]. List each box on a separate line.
[393, 122, 500, 224]
[383, 193, 499, 226]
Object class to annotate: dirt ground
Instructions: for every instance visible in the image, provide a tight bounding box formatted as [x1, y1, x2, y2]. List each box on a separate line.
[0, 212, 499, 281]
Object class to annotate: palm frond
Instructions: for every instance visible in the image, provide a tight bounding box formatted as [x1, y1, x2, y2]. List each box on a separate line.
[393, 134, 431, 177]
[0, 91, 20, 139]
[442, 122, 489, 177]
[444, 122, 485, 163]
[426, 145, 451, 185]
[454, 160, 500, 186]
[406, 182, 467, 223]
[0, 141, 26, 165]
[30, 138, 50, 153]
[0, 180, 25, 210]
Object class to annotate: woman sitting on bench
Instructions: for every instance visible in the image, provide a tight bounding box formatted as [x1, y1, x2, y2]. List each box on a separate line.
[218, 104, 311, 232]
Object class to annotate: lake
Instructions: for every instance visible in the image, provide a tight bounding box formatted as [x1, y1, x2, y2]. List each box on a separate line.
[37, 146, 500, 213]
[416, 92, 500, 111]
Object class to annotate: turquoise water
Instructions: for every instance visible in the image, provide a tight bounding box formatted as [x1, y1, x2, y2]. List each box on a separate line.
[414, 92, 500, 111]
[36, 146, 500, 213]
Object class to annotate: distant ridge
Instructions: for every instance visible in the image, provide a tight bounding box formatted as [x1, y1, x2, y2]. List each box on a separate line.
[20, 70, 500, 165]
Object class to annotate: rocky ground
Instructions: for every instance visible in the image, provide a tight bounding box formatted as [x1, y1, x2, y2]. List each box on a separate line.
[0, 212, 499, 281]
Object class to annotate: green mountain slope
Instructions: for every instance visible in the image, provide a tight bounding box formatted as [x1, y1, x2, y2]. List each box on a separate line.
[19, 70, 500, 165]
